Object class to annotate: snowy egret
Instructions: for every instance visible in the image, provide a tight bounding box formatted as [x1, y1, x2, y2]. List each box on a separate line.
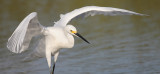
[7, 6, 145, 74]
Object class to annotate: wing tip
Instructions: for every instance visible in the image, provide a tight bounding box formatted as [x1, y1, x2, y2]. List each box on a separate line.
[134, 13, 149, 17]
[139, 14, 149, 16]
[7, 38, 22, 54]
[6, 44, 19, 53]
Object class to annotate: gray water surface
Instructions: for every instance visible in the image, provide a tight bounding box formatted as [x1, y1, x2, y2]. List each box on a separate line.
[0, 0, 160, 74]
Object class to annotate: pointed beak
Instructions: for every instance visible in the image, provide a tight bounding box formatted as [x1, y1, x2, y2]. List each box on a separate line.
[75, 33, 90, 44]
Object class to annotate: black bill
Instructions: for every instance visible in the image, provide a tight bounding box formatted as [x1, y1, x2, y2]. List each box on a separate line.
[75, 33, 90, 44]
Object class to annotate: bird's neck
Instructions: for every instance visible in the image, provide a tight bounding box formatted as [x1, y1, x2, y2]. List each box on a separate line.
[67, 33, 74, 48]
[64, 30, 74, 48]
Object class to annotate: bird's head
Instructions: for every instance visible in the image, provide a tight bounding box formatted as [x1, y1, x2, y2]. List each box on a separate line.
[65, 25, 90, 44]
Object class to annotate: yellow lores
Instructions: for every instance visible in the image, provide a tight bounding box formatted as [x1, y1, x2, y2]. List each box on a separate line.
[71, 30, 77, 33]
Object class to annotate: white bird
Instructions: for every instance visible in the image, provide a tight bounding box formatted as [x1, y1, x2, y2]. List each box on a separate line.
[7, 6, 145, 74]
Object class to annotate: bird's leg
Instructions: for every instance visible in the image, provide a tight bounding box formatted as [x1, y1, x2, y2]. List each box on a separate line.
[51, 63, 55, 74]
[51, 52, 59, 74]
[45, 49, 52, 74]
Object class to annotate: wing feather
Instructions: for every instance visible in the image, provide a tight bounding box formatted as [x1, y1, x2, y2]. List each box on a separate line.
[54, 6, 146, 27]
[7, 12, 44, 53]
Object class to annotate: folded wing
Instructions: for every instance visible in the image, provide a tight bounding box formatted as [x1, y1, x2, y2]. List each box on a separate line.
[7, 12, 45, 53]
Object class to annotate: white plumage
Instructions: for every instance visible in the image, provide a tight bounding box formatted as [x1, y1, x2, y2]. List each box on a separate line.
[7, 6, 145, 74]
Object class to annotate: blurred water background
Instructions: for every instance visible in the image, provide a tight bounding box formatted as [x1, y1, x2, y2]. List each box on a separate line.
[0, 0, 160, 74]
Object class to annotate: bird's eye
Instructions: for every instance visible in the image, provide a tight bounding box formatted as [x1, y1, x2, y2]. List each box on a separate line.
[70, 30, 72, 32]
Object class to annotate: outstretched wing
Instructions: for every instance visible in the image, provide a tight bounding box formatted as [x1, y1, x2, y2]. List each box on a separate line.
[7, 12, 45, 53]
[54, 6, 146, 27]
